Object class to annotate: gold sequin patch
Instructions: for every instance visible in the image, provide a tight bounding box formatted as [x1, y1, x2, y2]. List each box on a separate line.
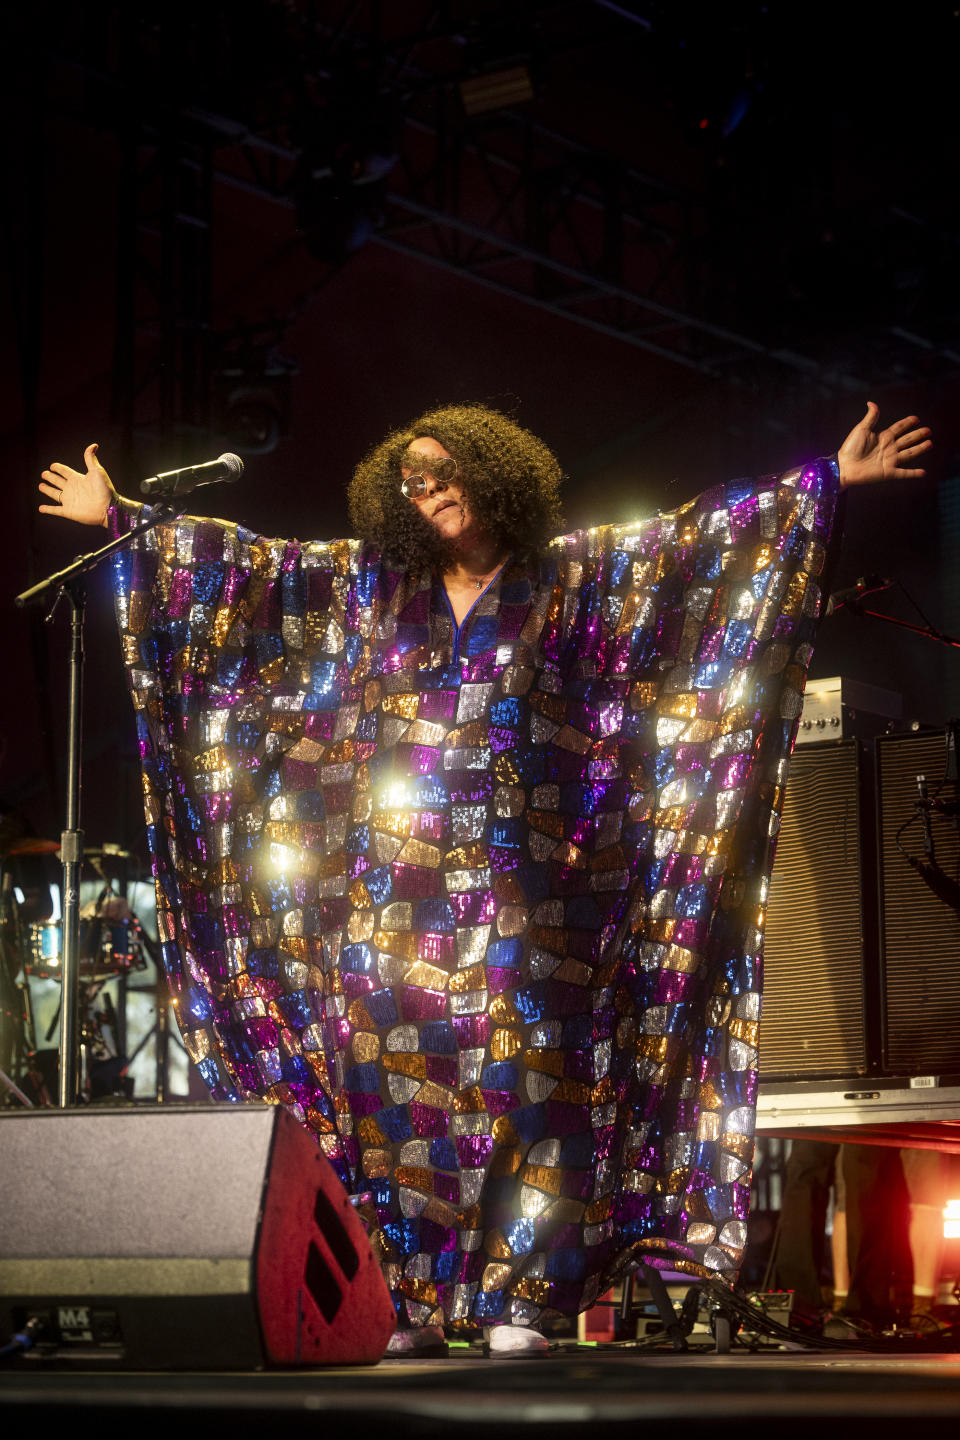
[383, 1053, 427, 1079]
[382, 694, 419, 719]
[584, 1196, 613, 1224]
[450, 963, 486, 993]
[404, 960, 449, 991]
[510, 1276, 551, 1304]
[524, 1048, 564, 1077]
[375, 929, 419, 962]
[491, 1028, 522, 1061]
[358, 1115, 386, 1145]
[722, 1133, 754, 1161]
[353, 1032, 380, 1063]
[497, 906, 529, 937]
[348, 910, 375, 942]
[395, 1166, 433, 1193]
[484, 1230, 513, 1260]
[541, 1198, 586, 1224]
[348, 999, 376, 1029]
[520, 1164, 564, 1196]
[361, 1148, 391, 1179]
[482, 1262, 515, 1291]
[454, 1086, 487, 1113]
[397, 838, 443, 868]
[728, 1017, 759, 1046]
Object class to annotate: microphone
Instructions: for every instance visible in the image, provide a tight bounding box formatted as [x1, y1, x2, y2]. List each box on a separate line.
[824, 574, 893, 615]
[140, 453, 244, 498]
[907, 855, 960, 913]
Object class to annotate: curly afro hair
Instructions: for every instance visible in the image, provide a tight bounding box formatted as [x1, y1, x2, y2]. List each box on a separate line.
[347, 403, 564, 572]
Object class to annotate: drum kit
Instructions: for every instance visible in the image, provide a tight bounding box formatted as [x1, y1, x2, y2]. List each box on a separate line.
[0, 835, 154, 1108]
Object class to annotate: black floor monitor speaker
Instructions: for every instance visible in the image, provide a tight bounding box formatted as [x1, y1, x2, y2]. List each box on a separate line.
[0, 1105, 396, 1368]
[761, 740, 870, 1079]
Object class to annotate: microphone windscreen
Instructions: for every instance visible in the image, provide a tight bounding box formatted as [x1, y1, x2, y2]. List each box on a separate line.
[218, 453, 244, 480]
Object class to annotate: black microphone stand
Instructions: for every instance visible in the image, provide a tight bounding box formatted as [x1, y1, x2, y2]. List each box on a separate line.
[828, 579, 960, 651]
[843, 606, 960, 649]
[15, 502, 185, 1107]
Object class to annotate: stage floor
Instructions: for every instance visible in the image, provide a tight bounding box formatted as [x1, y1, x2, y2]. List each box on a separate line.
[3, 1347, 960, 1435]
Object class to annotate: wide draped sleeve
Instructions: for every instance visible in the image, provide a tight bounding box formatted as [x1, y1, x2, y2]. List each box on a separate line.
[525, 458, 841, 1280]
[109, 500, 386, 1126]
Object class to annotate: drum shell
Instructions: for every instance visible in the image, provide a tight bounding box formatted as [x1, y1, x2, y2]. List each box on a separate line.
[26, 918, 141, 980]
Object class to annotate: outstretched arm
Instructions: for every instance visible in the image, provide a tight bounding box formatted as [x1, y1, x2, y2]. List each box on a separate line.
[39, 443, 120, 527]
[837, 402, 931, 489]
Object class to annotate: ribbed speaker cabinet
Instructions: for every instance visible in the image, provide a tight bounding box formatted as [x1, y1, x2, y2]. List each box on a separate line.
[761, 740, 872, 1079]
[876, 730, 960, 1075]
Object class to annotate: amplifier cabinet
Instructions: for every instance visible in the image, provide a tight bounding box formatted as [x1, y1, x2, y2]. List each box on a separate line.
[876, 730, 960, 1075]
[760, 740, 872, 1079]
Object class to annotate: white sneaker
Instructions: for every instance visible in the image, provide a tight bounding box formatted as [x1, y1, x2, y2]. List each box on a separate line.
[485, 1325, 551, 1356]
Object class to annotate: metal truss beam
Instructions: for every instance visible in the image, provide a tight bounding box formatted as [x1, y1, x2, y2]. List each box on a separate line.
[44, 2, 957, 405]
[213, 111, 869, 392]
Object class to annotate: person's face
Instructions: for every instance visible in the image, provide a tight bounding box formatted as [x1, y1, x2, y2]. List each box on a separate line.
[400, 437, 479, 547]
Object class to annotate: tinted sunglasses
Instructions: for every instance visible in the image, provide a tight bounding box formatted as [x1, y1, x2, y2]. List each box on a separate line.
[399, 454, 459, 498]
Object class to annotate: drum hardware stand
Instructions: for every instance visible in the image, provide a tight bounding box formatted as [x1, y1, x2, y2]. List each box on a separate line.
[0, 871, 47, 1107]
[0, 1066, 35, 1107]
[15, 500, 186, 1107]
[41, 968, 132, 1101]
[0, 978, 44, 1108]
[42, 975, 97, 1095]
[123, 927, 173, 1103]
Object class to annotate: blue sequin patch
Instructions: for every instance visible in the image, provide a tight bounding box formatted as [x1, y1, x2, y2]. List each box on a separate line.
[474, 1290, 504, 1319]
[511, 1104, 547, 1143]
[504, 1218, 536, 1254]
[365, 990, 400, 1027]
[515, 985, 546, 1023]
[430, 1137, 458, 1170]
[415, 899, 456, 932]
[192, 562, 224, 606]
[419, 1021, 457, 1054]
[363, 866, 394, 905]
[383, 1218, 420, 1255]
[379, 1106, 413, 1142]
[342, 943, 373, 974]
[345, 1063, 381, 1093]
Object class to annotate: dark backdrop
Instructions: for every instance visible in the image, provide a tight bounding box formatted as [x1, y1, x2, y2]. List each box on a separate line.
[2, 2, 958, 857]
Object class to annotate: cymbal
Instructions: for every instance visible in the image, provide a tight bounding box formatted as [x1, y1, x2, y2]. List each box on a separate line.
[3, 837, 60, 856]
[84, 846, 133, 864]
[1, 840, 135, 863]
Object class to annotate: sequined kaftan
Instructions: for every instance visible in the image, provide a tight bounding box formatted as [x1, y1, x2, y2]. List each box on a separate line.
[111, 459, 839, 1329]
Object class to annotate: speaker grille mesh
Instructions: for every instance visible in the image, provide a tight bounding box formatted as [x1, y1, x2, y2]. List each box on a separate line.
[760, 742, 867, 1078]
[877, 731, 960, 1073]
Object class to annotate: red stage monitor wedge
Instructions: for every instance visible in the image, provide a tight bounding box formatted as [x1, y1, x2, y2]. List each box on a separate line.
[0, 1105, 396, 1368]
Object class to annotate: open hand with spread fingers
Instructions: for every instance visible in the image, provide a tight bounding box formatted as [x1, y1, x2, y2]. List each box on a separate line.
[837, 402, 932, 489]
[39, 443, 118, 528]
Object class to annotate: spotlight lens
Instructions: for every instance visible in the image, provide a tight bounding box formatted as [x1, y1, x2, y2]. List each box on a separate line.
[944, 1199, 960, 1238]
